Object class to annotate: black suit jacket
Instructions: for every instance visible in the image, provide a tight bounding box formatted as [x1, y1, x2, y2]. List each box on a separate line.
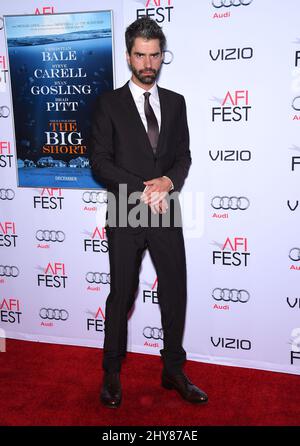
[89, 82, 191, 229]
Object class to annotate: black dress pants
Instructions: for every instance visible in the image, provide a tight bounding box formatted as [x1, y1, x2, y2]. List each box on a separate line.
[102, 227, 187, 375]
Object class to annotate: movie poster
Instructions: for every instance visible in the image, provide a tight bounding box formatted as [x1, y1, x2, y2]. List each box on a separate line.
[4, 11, 114, 189]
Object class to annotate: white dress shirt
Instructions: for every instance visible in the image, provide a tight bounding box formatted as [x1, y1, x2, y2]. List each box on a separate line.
[128, 79, 174, 191]
[128, 79, 161, 131]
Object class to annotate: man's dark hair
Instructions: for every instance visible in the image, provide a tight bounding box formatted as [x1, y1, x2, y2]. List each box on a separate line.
[125, 17, 166, 55]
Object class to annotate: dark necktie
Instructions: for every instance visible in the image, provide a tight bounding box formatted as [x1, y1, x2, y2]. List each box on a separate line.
[144, 91, 159, 155]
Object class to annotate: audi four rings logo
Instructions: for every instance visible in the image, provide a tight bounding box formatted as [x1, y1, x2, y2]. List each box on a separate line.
[82, 191, 107, 204]
[0, 106, 10, 118]
[143, 327, 163, 340]
[39, 308, 69, 320]
[0, 189, 15, 200]
[86, 272, 110, 284]
[0, 265, 19, 277]
[0, 17, 3, 31]
[212, 0, 253, 7]
[36, 230, 65, 242]
[292, 97, 300, 111]
[211, 196, 250, 210]
[289, 248, 300, 261]
[163, 50, 174, 65]
[212, 288, 250, 303]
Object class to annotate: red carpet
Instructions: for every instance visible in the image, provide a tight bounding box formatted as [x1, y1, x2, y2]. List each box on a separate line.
[0, 339, 299, 426]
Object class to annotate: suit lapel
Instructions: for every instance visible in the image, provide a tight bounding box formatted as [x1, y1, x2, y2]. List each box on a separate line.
[157, 86, 168, 156]
[120, 83, 154, 156]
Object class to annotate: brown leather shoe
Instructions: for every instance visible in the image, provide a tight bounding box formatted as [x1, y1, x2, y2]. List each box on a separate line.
[162, 371, 208, 404]
[100, 372, 122, 408]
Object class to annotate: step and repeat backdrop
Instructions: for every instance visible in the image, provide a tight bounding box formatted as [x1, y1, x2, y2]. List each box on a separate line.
[1, 0, 300, 375]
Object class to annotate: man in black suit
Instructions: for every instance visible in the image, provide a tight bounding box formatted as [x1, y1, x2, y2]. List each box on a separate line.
[90, 17, 208, 408]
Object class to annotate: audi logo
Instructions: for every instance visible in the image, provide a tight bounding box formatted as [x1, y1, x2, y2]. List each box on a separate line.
[82, 191, 107, 204]
[212, 288, 250, 303]
[289, 248, 300, 262]
[163, 50, 174, 65]
[0, 17, 3, 31]
[292, 96, 300, 111]
[39, 308, 69, 321]
[85, 272, 110, 284]
[211, 196, 250, 210]
[143, 326, 163, 340]
[212, 0, 253, 7]
[0, 265, 19, 277]
[36, 230, 65, 242]
[0, 106, 10, 118]
[0, 189, 15, 200]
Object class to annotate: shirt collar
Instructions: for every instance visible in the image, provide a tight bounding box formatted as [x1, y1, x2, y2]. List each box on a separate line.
[129, 79, 159, 102]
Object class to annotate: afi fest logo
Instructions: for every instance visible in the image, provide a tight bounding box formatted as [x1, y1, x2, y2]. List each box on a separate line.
[86, 307, 105, 332]
[212, 90, 251, 122]
[0, 55, 8, 93]
[142, 276, 159, 304]
[212, 237, 250, 267]
[34, 6, 55, 15]
[136, 0, 174, 23]
[0, 298, 22, 324]
[37, 262, 68, 288]
[0, 221, 18, 248]
[33, 188, 64, 209]
[83, 226, 108, 253]
[0, 141, 13, 168]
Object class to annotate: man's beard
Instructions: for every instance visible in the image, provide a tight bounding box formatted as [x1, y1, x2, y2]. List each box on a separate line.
[130, 65, 159, 85]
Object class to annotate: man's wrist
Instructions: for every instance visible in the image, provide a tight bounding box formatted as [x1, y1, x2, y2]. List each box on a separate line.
[162, 176, 174, 192]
